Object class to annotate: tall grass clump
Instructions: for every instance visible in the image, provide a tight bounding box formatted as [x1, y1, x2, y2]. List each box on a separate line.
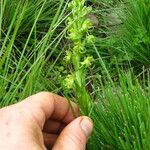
[87, 72, 150, 150]
[0, 0, 69, 106]
[117, 0, 150, 68]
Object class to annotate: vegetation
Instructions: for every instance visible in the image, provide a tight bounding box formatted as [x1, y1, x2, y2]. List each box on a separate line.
[0, 0, 150, 149]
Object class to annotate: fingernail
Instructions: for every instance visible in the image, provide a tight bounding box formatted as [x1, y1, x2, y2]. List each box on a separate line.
[80, 117, 93, 137]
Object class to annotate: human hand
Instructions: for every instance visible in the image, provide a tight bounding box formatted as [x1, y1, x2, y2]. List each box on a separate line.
[0, 92, 93, 150]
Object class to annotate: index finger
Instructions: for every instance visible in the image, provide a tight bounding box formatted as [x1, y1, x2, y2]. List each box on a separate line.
[15, 92, 79, 128]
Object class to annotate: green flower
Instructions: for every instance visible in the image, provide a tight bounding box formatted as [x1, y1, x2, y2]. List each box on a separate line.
[66, 17, 73, 26]
[86, 35, 95, 44]
[73, 42, 86, 53]
[82, 6, 92, 17]
[68, 1, 77, 10]
[81, 56, 94, 67]
[68, 28, 82, 41]
[81, 19, 92, 32]
[63, 74, 74, 90]
[64, 51, 72, 62]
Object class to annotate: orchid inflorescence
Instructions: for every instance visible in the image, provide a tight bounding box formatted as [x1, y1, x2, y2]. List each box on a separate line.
[63, 0, 95, 115]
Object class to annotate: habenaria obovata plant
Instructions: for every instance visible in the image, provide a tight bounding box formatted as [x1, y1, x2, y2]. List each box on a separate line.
[63, 0, 95, 115]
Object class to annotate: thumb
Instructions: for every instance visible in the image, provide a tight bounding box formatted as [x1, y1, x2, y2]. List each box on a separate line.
[52, 116, 93, 150]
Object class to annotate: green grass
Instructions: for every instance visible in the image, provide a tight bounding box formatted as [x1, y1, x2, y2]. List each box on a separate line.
[113, 0, 150, 68]
[0, 0, 150, 149]
[87, 71, 150, 149]
[0, 0, 69, 105]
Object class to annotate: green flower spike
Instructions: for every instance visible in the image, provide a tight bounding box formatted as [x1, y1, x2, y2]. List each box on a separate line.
[63, 0, 95, 115]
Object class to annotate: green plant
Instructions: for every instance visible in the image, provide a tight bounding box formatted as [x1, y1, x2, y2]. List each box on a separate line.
[87, 71, 150, 149]
[1, 0, 150, 149]
[63, 1, 150, 149]
[117, 0, 150, 67]
[0, 0, 69, 106]
[63, 0, 95, 115]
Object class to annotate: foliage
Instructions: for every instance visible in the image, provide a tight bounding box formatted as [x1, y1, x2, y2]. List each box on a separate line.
[0, 0, 68, 106]
[88, 71, 150, 149]
[117, 0, 150, 67]
[0, 0, 150, 149]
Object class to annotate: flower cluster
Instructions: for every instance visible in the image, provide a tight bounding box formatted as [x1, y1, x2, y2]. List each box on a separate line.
[63, 0, 94, 90]
[63, 0, 94, 115]
[63, 74, 74, 90]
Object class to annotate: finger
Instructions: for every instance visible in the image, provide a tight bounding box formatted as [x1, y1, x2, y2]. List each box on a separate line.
[52, 116, 93, 150]
[13, 92, 79, 129]
[51, 98, 79, 123]
[43, 119, 65, 134]
[43, 133, 58, 149]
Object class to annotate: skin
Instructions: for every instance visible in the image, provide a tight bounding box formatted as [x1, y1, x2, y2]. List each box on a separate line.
[0, 92, 93, 150]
